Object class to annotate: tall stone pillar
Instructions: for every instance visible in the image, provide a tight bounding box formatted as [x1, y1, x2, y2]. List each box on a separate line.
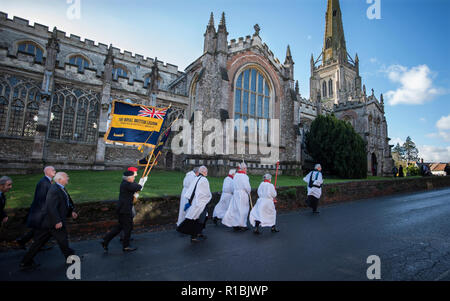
[94, 45, 114, 170]
[32, 27, 60, 167]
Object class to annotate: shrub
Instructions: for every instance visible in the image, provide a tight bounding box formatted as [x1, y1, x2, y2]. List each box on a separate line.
[305, 114, 367, 179]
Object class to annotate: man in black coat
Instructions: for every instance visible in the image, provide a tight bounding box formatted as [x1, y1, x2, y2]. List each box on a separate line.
[101, 170, 142, 253]
[20, 172, 79, 270]
[16, 166, 56, 249]
[0, 176, 13, 228]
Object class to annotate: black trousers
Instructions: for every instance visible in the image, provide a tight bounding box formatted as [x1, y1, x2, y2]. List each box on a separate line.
[16, 229, 35, 245]
[21, 227, 74, 265]
[306, 195, 320, 212]
[103, 214, 133, 248]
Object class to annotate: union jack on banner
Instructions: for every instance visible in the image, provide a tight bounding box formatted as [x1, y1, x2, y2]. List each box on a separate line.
[138, 106, 168, 119]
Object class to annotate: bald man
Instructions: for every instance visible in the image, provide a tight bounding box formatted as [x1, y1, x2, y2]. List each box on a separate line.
[16, 166, 56, 249]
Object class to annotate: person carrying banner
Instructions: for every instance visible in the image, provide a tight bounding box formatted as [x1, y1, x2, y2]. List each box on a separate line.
[177, 166, 211, 243]
[250, 174, 279, 234]
[222, 163, 251, 231]
[101, 170, 142, 253]
[212, 169, 236, 225]
[303, 164, 323, 214]
[177, 167, 199, 227]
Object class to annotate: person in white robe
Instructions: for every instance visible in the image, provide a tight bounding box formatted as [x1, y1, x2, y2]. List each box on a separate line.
[302, 164, 323, 214]
[212, 169, 236, 225]
[250, 174, 279, 234]
[176, 166, 212, 243]
[222, 163, 251, 231]
[177, 167, 199, 226]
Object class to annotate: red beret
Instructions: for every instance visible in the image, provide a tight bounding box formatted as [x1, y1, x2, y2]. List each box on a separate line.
[128, 167, 138, 172]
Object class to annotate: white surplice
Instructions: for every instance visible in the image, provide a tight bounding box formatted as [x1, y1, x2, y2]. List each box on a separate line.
[222, 172, 251, 228]
[249, 181, 277, 227]
[212, 176, 234, 219]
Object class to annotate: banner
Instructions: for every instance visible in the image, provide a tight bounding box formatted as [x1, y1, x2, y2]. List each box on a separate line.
[104, 100, 170, 147]
[138, 128, 172, 166]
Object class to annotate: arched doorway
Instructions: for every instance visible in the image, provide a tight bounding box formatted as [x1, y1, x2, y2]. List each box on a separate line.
[371, 153, 377, 176]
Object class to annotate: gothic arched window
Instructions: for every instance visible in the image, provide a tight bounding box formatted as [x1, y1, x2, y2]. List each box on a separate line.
[86, 102, 99, 143]
[0, 96, 8, 134]
[322, 81, 327, 98]
[49, 105, 62, 139]
[234, 67, 272, 134]
[69, 55, 90, 72]
[189, 74, 199, 118]
[8, 99, 24, 136]
[17, 41, 44, 63]
[62, 106, 75, 140]
[0, 75, 41, 137]
[328, 79, 333, 97]
[74, 98, 88, 141]
[49, 86, 100, 143]
[112, 65, 128, 80]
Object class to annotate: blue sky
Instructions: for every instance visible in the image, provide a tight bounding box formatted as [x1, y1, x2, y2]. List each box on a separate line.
[1, 0, 449, 161]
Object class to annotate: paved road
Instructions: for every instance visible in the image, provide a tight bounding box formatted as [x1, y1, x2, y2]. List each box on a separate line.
[1, 188, 449, 281]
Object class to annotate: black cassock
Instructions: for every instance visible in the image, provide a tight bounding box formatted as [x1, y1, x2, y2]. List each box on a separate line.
[176, 209, 207, 236]
[176, 176, 208, 236]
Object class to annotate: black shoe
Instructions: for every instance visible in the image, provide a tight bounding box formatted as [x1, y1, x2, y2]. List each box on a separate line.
[213, 217, 218, 225]
[233, 227, 241, 232]
[313, 210, 320, 214]
[253, 228, 261, 235]
[123, 246, 137, 252]
[20, 261, 40, 271]
[271, 226, 280, 233]
[240, 227, 249, 231]
[191, 237, 201, 243]
[101, 241, 108, 253]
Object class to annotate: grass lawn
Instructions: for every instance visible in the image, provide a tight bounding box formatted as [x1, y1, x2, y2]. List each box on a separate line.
[4, 170, 418, 209]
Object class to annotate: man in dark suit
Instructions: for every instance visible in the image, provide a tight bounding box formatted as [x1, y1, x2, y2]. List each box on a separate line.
[101, 170, 142, 253]
[0, 176, 13, 228]
[20, 172, 79, 270]
[16, 166, 56, 249]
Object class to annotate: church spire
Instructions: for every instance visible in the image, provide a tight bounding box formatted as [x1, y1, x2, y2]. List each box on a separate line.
[323, 0, 347, 64]
[208, 12, 215, 28]
[284, 45, 293, 65]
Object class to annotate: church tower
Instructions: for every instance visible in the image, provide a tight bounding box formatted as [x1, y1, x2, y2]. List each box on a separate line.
[310, 0, 361, 108]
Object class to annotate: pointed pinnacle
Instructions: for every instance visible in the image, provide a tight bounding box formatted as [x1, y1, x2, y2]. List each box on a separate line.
[286, 45, 292, 58]
[208, 12, 215, 27]
[219, 12, 226, 27]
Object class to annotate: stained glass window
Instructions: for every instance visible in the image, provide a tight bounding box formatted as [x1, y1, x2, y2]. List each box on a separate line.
[234, 67, 271, 134]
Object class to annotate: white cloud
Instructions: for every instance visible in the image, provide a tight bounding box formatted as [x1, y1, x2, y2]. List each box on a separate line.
[436, 115, 450, 131]
[369, 57, 377, 63]
[383, 64, 445, 106]
[419, 117, 426, 122]
[418, 145, 450, 162]
[428, 115, 450, 142]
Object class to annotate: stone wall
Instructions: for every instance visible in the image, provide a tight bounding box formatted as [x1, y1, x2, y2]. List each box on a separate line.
[1, 176, 449, 243]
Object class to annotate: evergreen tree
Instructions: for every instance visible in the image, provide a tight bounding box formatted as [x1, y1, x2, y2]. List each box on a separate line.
[305, 114, 367, 179]
[402, 136, 419, 163]
[392, 143, 405, 157]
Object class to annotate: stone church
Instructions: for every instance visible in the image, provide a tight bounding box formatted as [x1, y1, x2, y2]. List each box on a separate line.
[0, 0, 393, 176]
